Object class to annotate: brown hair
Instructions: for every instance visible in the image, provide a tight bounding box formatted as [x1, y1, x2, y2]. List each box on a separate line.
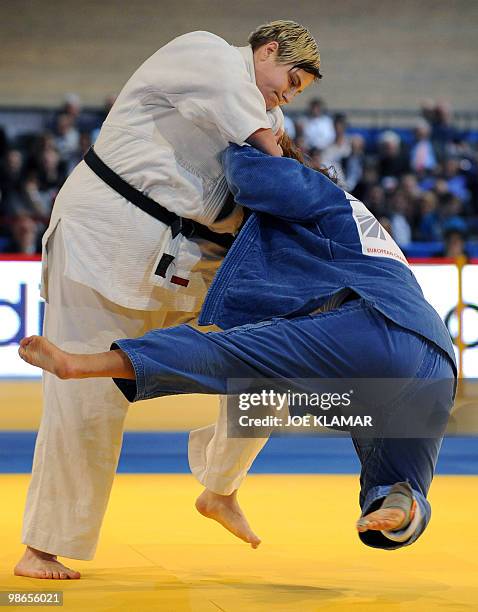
[278, 133, 337, 183]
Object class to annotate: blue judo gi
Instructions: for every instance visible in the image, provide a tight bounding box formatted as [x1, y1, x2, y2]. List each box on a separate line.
[113, 145, 457, 550]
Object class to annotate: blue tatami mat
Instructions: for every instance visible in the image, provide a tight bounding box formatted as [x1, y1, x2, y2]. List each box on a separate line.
[0, 432, 477, 474]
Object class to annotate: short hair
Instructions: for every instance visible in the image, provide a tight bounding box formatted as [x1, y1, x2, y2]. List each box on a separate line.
[248, 20, 322, 80]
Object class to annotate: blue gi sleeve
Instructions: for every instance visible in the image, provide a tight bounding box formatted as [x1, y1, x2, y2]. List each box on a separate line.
[223, 144, 346, 222]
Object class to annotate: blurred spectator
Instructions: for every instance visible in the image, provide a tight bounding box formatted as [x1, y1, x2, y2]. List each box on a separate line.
[65, 131, 92, 174]
[445, 135, 477, 165]
[389, 189, 412, 247]
[62, 93, 82, 122]
[382, 175, 399, 199]
[365, 184, 388, 219]
[323, 113, 351, 167]
[301, 98, 335, 151]
[0, 149, 23, 197]
[353, 160, 380, 202]
[25, 133, 67, 192]
[431, 102, 458, 156]
[2, 214, 41, 254]
[410, 120, 437, 174]
[377, 131, 409, 179]
[37, 147, 66, 192]
[1, 150, 24, 234]
[308, 147, 323, 171]
[400, 173, 421, 200]
[442, 157, 470, 204]
[54, 112, 80, 163]
[417, 192, 441, 241]
[283, 114, 297, 140]
[0, 127, 8, 160]
[420, 99, 436, 125]
[438, 220, 469, 258]
[343, 134, 365, 192]
[21, 171, 54, 227]
[439, 192, 466, 229]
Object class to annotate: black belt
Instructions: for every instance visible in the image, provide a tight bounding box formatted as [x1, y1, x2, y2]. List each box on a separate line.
[83, 147, 235, 250]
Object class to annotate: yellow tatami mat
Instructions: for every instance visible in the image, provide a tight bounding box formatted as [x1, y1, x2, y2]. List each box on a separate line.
[1, 474, 476, 611]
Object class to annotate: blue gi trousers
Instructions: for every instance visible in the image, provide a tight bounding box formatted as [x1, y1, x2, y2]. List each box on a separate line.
[113, 298, 456, 550]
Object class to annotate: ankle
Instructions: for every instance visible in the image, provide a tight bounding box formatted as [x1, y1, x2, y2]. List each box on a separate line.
[209, 489, 236, 503]
[56, 353, 81, 380]
[54, 355, 72, 379]
[26, 546, 56, 560]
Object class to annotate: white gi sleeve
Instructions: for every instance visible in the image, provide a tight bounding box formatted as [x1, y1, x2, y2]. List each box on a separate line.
[268, 106, 285, 135]
[155, 31, 273, 145]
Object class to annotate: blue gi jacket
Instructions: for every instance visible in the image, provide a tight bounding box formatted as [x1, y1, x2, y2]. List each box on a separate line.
[198, 144, 457, 374]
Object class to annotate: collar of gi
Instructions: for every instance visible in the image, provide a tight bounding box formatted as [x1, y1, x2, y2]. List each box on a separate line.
[235, 45, 255, 83]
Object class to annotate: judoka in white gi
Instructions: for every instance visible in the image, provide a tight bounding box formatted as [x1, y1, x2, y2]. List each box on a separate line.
[14, 20, 320, 580]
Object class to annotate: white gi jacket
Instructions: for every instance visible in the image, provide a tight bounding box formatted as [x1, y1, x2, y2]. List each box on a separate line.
[42, 31, 283, 311]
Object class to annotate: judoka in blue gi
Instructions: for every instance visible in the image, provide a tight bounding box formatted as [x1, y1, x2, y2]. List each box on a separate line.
[19, 143, 457, 551]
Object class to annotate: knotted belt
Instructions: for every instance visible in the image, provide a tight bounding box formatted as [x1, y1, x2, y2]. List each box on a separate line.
[83, 147, 235, 284]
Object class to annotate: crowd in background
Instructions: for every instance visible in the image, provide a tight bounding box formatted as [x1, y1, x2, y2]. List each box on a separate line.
[0, 94, 477, 258]
[286, 99, 478, 259]
[0, 94, 112, 256]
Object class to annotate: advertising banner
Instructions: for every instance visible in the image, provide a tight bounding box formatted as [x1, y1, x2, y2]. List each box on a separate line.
[1, 260, 477, 377]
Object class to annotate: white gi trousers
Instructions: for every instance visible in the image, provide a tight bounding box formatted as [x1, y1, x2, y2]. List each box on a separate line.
[188, 402, 269, 496]
[22, 223, 266, 560]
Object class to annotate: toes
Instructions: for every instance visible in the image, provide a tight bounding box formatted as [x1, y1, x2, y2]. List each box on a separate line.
[357, 517, 381, 531]
[357, 518, 399, 532]
[356, 518, 370, 531]
[64, 568, 81, 579]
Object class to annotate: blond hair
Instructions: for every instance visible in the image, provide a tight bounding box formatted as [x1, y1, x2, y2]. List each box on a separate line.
[248, 20, 322, 80]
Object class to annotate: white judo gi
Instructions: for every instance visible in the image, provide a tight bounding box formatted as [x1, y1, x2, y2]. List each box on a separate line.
[23, 31, 283, 560]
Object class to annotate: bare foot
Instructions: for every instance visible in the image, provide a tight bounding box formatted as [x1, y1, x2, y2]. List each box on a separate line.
[14, 546, 81, 580]
[18, 336, 71, 379]
[356, 500, 417, 533]
[195, 489, 261, 549]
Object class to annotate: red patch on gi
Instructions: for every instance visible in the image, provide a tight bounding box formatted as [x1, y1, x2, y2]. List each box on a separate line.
[170, 275, 190, 287]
